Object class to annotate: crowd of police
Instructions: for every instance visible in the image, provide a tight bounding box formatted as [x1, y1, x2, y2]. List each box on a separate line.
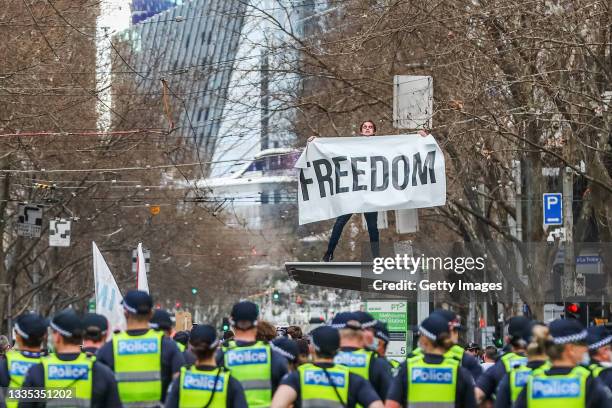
[0, 289, 611, 407]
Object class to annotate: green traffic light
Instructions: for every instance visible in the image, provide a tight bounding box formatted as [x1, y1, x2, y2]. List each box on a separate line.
[191, 288, 198, 295]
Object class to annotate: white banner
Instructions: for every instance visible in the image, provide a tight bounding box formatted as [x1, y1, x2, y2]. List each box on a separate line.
[93, 242, 126, 333]
[295, 134, 446, 224]
[136, 242, 149, 293]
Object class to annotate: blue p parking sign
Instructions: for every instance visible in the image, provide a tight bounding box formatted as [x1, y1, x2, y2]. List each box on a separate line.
[543, 193, 562, 225]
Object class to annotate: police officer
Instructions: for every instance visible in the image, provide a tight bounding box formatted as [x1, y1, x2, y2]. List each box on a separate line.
[495, 322, 550, 408]
[586, 325, 612, 391]
[96, 290, 185, 407]
[514, 318, 612, 407]
[0, 313, 48, 408]
[410, 309, 483, 381]
[150, 309, 181, 348]
[174, 331, 195, 365]
[81, 313, 108, 356]
[385, 314, 477, 408]
[372, 322, 401, 374]
[165, 324, 247, 408]
[476, 316, 531, 402]
[271, 337, 300, 372]
[331, 312, 392, 401]
[20, 309, 121, 408]
[271, 325, 384, 408]
[215, 301, 288, 408]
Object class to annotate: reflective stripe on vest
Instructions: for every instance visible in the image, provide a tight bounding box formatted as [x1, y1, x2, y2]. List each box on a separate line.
[333, 349, 372, 380]
[42, 353, 93, 408]
[406, 355, 458, 408]
[112, 329, 163, 404]
[299, 363, 349, 408]
[223, 341, 272, 408]
[501, 352, 528, 373]
[526, 365, 589, 408]
[178, 366, 229, 408]
[5, 350, 43, 408]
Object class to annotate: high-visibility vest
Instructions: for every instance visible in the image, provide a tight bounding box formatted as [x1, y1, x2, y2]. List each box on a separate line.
[112, 329, 163, 406]
[389, 358, 402, 376]
[223, 341, 272, 408]
[5, 350, 43, 408]
[333, 349, 372, 380]
[500, 351, 528, 373]
[178, 366, 229, 408]
[412, 345, 464, 362]
[525, 365, 589, 408]
[406, 354, 458, 408]
[445, 345, 464, 361]
[589, 363, 605, 377]
[298, 363, 350, 408]
[509, 363, 551, 402]
[42, 353, 94, 408]
[175, 341, 186, 353]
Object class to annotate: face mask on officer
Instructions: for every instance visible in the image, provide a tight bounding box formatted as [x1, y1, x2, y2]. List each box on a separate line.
[581, 351, 590, 366]
[369, 337, 379, 351]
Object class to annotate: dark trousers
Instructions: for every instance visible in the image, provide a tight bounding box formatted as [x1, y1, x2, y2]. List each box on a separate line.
[326, 212, 379, 256]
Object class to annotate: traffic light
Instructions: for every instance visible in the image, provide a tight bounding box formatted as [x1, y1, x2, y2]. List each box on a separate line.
[272, 290, 280, 304]
[565, 303, 580, 319]
[222, 317, 230, 332]
[191, 287, 198, 295]
[175, 301, 182, 309]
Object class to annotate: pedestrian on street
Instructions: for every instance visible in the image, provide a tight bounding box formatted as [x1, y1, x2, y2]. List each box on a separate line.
[480, 346, 498, 372]
[96, 290, 185, 407]
[332, 312, 393, 402]
[0, 313, 48, 408]
[271, 325, 384, 408]
[216, 301, 288, 408]
[514, 318, 612, 407]
[165, 324, 247, 408]
[385, 314, 477, 408]
[81, 313, 108, 356]
[20, 309, 121, 408]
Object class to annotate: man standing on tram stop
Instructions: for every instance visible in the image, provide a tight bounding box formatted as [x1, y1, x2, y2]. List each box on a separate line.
[307, 121, 430, 262]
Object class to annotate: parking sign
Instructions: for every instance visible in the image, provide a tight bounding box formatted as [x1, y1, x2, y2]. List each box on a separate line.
[543, 193, 562, 225]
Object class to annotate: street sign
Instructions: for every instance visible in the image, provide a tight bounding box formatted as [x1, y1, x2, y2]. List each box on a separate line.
[393, 75, 433, 129]
[17, 203, 43, 238]
[131, 248, 151, 273]
[543, 193, 562, 225]
[49, 219, 71, 247]
[365, 300, 409, 358]
[574, 274, 586, 296]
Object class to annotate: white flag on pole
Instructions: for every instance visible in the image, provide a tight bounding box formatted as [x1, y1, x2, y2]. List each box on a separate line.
[136, 242, 149, 293]
[92, 242, 126, 333]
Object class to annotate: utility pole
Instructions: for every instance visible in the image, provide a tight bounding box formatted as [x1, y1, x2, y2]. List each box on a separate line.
[260, 51, 270, 151]
[563, 124, 576, 298]
[563, 166, 575, 296]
